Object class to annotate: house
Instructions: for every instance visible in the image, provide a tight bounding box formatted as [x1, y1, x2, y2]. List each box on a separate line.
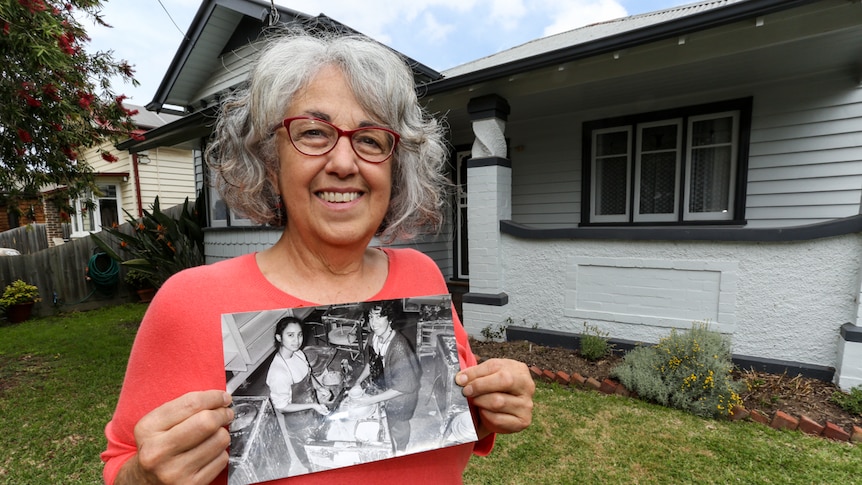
[0, 104, 194, 246]
[121, 0, 862, 390]
[65, 104, 195, 240]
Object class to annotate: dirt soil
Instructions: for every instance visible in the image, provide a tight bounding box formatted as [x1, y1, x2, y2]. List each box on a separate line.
[469, 338, 862, 433]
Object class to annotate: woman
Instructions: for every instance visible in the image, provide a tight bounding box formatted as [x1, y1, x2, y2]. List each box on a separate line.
[266, 317, 329, 473]
[349, 301, 421, 454]
[102, 30, 534, 485]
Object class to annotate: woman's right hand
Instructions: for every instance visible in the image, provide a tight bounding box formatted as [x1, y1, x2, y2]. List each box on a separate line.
[115, 390, 234, 485]
[311, 403, 330, 415]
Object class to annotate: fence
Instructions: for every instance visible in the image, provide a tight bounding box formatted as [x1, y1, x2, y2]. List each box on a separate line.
[0, 202, 197, 318]
[0, 224, 48, 254]
[0, 229, 137, 318]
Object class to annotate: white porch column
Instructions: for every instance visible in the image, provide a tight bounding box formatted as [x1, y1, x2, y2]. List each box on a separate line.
[836, 273, 862, 389]
[462, 94, 512, 338]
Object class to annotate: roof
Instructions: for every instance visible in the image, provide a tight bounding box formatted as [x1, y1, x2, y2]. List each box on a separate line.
[147, 0, 440, 114]
[425, 0, 820, 93]
[126, 103, 182, 130]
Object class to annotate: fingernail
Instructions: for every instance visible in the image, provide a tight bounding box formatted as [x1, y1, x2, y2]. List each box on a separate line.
[455, 373, 467, 386]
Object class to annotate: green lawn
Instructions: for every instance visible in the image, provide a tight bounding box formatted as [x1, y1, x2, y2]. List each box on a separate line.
[1, 304, 860, 484]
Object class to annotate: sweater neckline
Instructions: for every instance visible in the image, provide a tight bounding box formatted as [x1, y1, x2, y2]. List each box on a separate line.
[244, 247, 395, 307]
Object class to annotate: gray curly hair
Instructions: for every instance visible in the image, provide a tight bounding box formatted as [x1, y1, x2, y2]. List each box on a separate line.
[205, 30, 450, 242]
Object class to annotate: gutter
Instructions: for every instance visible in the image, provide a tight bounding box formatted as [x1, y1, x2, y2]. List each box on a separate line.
[421, 0, 821, 95]
[116, 105, 218, 153]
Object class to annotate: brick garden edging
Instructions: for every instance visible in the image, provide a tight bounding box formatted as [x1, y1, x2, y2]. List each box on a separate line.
[478, 355, 862, 445]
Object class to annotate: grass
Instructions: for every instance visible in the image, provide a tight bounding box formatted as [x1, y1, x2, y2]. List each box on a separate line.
[1, 305, 860, 484]
[0, 303, 146, 484]
[464, 384, 862, 484]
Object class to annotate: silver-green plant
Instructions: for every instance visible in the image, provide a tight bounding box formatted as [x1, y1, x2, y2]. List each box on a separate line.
[611, 322, 743, 418]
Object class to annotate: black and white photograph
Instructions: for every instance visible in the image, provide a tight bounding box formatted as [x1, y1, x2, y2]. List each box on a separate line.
[222, 294, 478, 485]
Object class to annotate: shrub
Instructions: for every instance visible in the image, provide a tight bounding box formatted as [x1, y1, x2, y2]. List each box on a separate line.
[0, 280, 41, 308]
[611, 322, 743, 418]
[579, 322, 613, 361]
[123, 268, 154, 290]
[830, 386, 862, 416]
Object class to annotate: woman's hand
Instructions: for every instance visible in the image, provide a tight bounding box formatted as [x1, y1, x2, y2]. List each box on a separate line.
[311, 403, 330, 415]
[456, 358, 535, 439]
[115, 390, 234, 485]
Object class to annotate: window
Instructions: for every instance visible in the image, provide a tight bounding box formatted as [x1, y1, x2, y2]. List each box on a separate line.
[207, 172, 254, 228]
[583, 99, 750, 225]
[69, 183, 122, 237]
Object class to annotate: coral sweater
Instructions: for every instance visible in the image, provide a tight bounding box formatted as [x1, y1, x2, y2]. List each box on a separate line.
[102, 248, 493, 484]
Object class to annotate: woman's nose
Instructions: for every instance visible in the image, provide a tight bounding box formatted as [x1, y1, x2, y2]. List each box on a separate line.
[324, 137, 360, 177]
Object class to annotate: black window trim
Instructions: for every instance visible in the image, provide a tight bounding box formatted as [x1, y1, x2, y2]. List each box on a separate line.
[580, 97, 753, 227]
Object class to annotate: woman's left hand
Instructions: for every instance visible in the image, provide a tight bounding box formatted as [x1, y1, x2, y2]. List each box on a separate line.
[456, 358, 535, 438]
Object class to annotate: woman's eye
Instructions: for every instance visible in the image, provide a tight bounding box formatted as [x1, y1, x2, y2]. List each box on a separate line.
[356, 136, 382, 148]
[301, 129, 326, 138]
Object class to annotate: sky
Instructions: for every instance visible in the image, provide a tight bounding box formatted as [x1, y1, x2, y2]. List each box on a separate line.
[84, 0, 691, 108]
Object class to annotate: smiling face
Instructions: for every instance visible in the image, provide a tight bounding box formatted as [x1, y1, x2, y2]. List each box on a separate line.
[368, 306, 391, 336]
[273, 65, 393, 249]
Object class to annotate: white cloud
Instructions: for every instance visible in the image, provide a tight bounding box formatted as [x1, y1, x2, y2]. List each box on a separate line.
[420, 12, 457, 43]
[542, 0, 628, 37]
[487, 0, 528, 31]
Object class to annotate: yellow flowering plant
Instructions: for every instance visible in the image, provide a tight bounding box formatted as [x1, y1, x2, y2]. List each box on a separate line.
[611, 322, 743, 418]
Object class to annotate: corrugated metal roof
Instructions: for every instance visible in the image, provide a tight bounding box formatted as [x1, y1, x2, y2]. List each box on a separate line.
[126, 104, 182, 130]
[443, 0, 747, 77]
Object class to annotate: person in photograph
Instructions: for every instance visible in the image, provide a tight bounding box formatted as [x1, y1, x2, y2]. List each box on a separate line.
[349, 301, 421, 453]
[266, 316, 329, 473]
[102, 29, 535, 485]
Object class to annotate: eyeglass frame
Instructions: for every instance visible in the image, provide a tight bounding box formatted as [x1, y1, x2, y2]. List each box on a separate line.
[273, 116, 401, 163]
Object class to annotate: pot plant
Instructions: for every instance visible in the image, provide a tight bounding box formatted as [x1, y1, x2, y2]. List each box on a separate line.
[1, 279, 41, 323]
[124, 268, 156, 303]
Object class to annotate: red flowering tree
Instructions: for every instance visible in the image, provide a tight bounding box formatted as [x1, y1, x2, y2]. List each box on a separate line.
[0, 0, 139, 212]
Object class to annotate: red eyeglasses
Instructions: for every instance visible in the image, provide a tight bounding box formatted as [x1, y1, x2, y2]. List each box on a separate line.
[274, 116, 400, 163]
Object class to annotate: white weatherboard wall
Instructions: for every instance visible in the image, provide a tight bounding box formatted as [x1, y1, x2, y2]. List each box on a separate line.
[498, 233, 862, 371]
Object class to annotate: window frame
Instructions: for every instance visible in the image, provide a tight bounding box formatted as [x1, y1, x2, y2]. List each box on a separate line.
[206, 170, 255, 228]
[633, 118, 683, 223]
[590, 126, 632, 223]
[581, 98, 751, 226]
[69, 182, 124, 238]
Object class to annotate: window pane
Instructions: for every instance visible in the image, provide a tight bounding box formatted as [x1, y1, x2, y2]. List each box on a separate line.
[596, 156, 628, 215]
[596, 131, 628, 157]
[689, 146, 731, 213]
[99, 198, 119, 228]
[639, 152, 677, 214]
[692, 117, 733, 146]
[594, 130, 630, 218]
[641, 124, 677, 151]
[98, 184, 117, 198]
[637, 123, 679, 217]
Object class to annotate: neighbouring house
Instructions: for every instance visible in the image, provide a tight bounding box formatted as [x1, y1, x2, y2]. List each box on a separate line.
[0, 104, 196, 246]
[119, 0, 862, 390]
[65, 104, 196, 240]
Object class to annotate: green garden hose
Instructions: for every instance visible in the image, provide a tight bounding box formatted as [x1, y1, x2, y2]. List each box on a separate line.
[87, 251, 119, 296]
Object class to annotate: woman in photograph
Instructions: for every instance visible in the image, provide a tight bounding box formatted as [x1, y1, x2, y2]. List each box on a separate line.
[102, 29, 534, 485]
[350, 301, 421, 453]
[266, 316, 329, 473]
